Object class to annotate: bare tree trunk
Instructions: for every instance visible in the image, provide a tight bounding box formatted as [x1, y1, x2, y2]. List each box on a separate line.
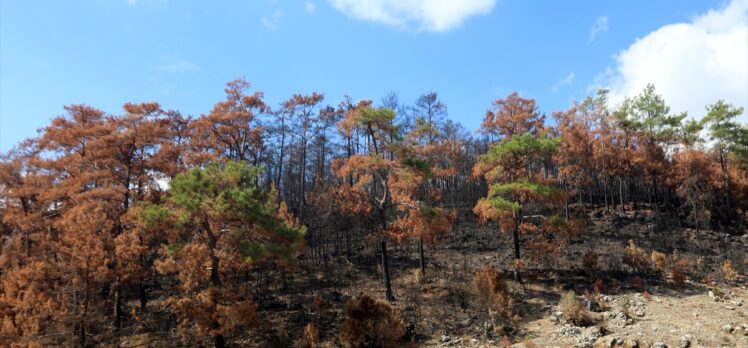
[381, 240, 394, 301]
[418, 237, 425, 276]
[512, 208, 522, 283]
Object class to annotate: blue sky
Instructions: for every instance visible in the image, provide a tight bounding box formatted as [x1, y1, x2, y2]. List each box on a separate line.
[1, 0, 746, 151]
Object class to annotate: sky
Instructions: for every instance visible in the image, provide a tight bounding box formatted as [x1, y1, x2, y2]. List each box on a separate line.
[1, 0, 746, 152]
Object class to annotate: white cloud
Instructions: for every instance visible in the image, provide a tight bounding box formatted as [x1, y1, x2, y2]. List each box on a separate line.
[305, 1, 316, 13]
[592, 0, 748, 123]
[154, 59, 199, 73]
[127, 0, 138, 5]
[262, 9, 283, 30]
[327, 0, 496, 32]
[589, 16, 608, 42]
[552, 72, 575, 92]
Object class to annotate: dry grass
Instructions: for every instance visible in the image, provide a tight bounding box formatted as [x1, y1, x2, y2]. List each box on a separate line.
[623, 240, 649, 273]
[722, 260, 739, 283]
[559, 291, 589, 326]
[650, 250, 668, 275]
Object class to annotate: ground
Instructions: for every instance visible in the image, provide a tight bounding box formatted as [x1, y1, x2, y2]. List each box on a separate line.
[117, 206, 748, 347]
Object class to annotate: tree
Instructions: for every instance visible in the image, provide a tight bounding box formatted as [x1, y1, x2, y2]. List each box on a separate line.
[191, 78, 267, 165]
[702, 100, 747, 221]
[412, 91, 447, 145]
[473, 132, 570, 282]
[669, 149, 718, 233]
[334, 104, 400, 301]
[152, 161, 305, 347]
[479, 92, 544, 141]
[616, 84, 686, 208]
[282, 92, 325, 220]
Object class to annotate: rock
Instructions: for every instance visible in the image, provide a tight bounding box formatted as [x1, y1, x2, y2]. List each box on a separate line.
[440, 335, 451, 343]
[653, 342, 666, 348]
[559, 324, 581, 336]
[708, 290, 716, 300]
[722, 324, 733, 333]
[616, 337, 624, 345]
[680, 335, 691, 348]
[607, 337, 617, 347]
[551, 311, 564, 323]
[634, 308, 645, 317]
[482, 321, 495, 338]
[585, 299, 602, 312]
[724, 305, 735, 310]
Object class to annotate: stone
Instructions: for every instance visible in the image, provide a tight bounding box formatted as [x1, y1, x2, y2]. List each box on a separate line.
[634, 308, 645, 317]
[585, 299, 602, 312]
[708, 290, 716, 300]
[440, 335, 451, 343]
[722, 324, 733, 333]
[653, 342, 666, 348]
[680, 335, 691, 348]
[559, 324, 581, 336]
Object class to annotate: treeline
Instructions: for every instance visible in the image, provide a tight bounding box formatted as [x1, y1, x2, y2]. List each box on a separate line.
[0, 79, 746, 346]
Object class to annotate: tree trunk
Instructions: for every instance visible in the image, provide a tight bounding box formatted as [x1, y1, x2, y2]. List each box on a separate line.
[139, 283, 147, 310]
[113, 286, 122, 329]
[418, 237, 425, 276]
[214, 334, 226, 348]
[619, 176, 625, 213]
[381, 240, 394, 301]
[512, 208, 522, 283]
[299, 140, 307, 220]
[719, 151, 731, 222]
[512, 227, 522, 283]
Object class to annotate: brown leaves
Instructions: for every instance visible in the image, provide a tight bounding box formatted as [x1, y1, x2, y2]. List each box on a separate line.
[480, 92, 544, 140]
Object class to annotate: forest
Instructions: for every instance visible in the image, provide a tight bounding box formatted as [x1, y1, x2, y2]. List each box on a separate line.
[0, 79, 746, 347]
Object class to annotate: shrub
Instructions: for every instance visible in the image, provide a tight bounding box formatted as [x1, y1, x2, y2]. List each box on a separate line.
[722, 260, 739, 283]
[295, 323, 319, 348]
[671, 257, 691, 287]
[582, 251, 601, 273]
[630, 275, 645, 290]
[650, 251, 668, 275]
[559, 291, 589, 326]
[623, 240, 649, 273]
[473, 266, 515, 326]
[593, 277, 604, 294]
[671, 267, 686, 287]
[702, 272, 714, 285]
[339, 296, 406, 348]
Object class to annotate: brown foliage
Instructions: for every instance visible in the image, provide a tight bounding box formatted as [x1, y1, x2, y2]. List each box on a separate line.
[623, 240, 650, 273]
[339, 296, 406, 348]
[472, 267, 515, 326]
[722, 260, 739, 283]
[650, 250, 668, 275]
